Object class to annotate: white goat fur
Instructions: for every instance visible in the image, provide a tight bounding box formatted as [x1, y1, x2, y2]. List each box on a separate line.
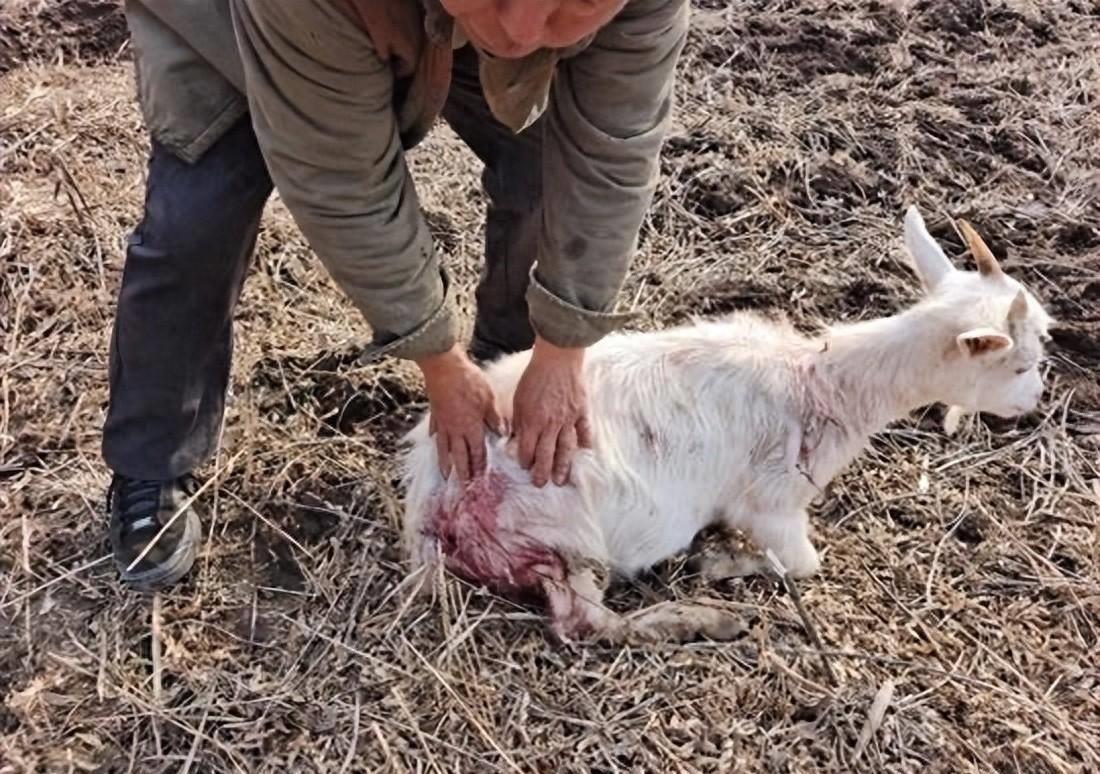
[401, 207, 1051, 642]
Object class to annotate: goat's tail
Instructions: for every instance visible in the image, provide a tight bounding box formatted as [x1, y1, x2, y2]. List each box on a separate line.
[399, 411, 440, 568]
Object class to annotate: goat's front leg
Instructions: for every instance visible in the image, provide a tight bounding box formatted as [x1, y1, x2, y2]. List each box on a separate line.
[690, 524, 768, 581]
[746, 510, 820, 579]
[696, 512, 820, 581]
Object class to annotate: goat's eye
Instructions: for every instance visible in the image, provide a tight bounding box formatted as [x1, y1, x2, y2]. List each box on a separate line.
[1015, 367, 1031, 375]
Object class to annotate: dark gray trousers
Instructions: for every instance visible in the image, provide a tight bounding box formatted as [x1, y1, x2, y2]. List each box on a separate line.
[103, 48, 541, 480]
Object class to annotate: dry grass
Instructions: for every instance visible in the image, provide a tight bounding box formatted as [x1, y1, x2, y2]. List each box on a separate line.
[2, 1, 1099, 772]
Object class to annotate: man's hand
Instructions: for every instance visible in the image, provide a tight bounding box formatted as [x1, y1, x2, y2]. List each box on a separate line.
[416, 345, 506, 482]
[513, 337, 592, 487]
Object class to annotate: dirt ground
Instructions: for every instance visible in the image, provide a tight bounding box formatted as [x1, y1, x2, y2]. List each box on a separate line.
[1, 0, 1098, 772]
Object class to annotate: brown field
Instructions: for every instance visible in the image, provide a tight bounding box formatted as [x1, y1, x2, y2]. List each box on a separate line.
[1, 1, 1098, 772]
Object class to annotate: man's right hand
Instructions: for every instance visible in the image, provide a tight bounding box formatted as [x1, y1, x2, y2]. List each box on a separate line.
[415, 345, 507, 482]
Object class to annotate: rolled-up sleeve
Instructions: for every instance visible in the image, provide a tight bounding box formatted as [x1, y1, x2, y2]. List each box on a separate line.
[230, 0, 458, 360]
[529, 0, 689, 349]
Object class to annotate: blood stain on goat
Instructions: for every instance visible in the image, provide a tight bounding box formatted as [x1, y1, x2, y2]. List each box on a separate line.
[425, 471, 564, 595]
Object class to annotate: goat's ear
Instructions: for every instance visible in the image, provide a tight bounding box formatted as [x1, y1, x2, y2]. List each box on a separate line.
[1007, 288, 1029, 323]
[957, 327, 1014, 357]
[904, 206, 954, 291]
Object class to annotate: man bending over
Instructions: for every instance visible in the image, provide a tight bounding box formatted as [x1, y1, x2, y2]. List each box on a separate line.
[106, 0, 689, 589]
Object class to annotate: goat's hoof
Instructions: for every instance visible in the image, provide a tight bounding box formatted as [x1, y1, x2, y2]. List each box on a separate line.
[698, 552, 768, 581]
[704, 615, 748, 641]
[786, 554, 821, 580]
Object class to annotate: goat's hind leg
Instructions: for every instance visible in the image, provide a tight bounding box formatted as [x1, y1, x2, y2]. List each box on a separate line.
[543, 558, 746, 645]
[621, 598, 747, 643]
[541, 558, 624, 643]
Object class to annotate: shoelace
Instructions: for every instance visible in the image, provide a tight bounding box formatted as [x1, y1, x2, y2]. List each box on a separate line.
[110, 475, 200, 534]
[110, 478, 166, 535]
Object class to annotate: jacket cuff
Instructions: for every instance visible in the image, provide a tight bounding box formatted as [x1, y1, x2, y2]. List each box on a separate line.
[525, 265, 636, 349]
[358, 269, 459, 363]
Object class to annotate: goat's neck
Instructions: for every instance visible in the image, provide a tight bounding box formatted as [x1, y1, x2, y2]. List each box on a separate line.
[811, 307, 944, 447]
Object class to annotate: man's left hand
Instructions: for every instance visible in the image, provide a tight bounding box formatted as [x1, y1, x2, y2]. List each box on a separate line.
[512, 337, 592, 487]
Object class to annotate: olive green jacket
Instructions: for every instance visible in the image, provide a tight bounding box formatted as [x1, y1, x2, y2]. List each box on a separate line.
[123, 0, 689, 359]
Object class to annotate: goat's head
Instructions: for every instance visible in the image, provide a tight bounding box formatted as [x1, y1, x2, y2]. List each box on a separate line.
[903, 205, 1053, 420]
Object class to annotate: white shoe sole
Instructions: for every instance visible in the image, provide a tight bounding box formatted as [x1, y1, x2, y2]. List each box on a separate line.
[119, 509, 201, 591]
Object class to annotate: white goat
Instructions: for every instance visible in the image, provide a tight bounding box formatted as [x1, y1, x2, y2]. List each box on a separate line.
[401, 207, 1052, 643]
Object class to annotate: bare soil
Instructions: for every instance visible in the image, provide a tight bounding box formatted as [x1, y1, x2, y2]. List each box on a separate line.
[0, 0, 128, 74]
[1, 1, 1098, 772]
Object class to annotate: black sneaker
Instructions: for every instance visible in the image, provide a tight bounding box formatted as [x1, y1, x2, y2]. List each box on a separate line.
[108, 475, 202, 591]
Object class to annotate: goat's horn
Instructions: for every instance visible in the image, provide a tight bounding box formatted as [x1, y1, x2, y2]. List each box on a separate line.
[957, 219, 1002, 277]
